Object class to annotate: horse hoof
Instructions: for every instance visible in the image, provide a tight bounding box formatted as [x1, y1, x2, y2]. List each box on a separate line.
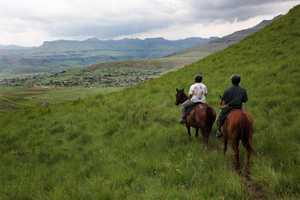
[244, 167, 251, 177]
[235, 166, 241, 174]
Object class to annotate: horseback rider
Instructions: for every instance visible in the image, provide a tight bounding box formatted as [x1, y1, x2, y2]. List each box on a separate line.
[216, 74, 248, 137]
[180, 74, 208, 124]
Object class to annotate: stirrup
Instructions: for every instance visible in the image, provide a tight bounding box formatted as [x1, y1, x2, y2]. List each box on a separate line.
[216, 130, 223, 138]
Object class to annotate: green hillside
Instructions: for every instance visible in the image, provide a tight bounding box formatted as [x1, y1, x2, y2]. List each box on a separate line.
[1, 5, 300, 200]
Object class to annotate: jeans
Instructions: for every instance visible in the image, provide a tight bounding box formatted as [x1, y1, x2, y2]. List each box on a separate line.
[217, 106, 241, 130]
[181, 100, 196, 118]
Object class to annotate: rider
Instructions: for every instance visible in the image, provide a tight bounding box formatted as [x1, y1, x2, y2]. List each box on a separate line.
[180, 74, 208, 124]
[216, 74, 248, 137]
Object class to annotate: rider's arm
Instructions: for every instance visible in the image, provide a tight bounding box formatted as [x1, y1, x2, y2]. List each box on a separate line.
[188, 85, 194, 99]
[204, 85, 208, 96]
[220, 100, 228, 109]
[242, 90, 248, 110]
[220, 90, 229, 108]
[243, 90, 248, 103]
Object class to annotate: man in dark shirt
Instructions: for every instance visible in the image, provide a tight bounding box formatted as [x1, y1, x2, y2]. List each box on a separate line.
[216, 75, 248, 137]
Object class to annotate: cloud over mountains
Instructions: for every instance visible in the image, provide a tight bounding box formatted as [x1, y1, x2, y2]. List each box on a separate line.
[0, 0, 299, 46]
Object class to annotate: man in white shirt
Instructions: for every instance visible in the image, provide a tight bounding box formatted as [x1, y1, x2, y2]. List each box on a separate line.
[180, 74, 208, 123]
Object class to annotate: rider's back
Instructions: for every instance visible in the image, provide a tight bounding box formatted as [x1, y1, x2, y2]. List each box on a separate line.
[189, 82, 207, 103]
[222, 85, 248, 108]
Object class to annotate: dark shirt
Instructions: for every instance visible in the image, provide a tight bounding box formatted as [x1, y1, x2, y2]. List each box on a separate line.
[222, 85, 248, 108]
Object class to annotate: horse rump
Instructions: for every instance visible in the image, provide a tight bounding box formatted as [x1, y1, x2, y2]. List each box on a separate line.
[239, 112, 254, 154]
[206, 105, 216, 133]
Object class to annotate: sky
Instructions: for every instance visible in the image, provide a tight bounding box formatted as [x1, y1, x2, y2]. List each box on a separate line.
[0, 0, 299, 46]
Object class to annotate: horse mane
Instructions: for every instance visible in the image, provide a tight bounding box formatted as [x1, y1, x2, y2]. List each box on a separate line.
[182, 91, 188, 102]
[176, 89, 188, 104]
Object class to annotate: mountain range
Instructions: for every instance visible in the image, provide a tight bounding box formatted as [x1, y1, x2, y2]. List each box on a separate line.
[0, 17, 275, 87]
[0, 17, 274, 75]
[0, 37, 211, 74]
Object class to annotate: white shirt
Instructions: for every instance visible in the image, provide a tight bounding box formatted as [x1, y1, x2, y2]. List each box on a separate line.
[189, 83, 208, 103]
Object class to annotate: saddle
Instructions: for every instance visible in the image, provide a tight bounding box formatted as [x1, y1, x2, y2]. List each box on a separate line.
[220, 107, 243, 127]
[186, 102, 205, 114]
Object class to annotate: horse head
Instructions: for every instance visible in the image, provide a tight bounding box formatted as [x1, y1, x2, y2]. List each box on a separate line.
[175, 88, 188, 105]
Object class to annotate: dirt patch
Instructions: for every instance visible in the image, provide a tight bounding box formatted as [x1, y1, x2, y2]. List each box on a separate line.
[241, 174, 269, 200]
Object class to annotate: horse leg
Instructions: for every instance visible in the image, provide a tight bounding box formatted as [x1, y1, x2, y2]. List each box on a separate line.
[204, 129, 209, 146]
[186, 125, 191, 137]
[200, 128, 209, 147]
[242, 136, 253, 176]
[223, 135, 228, 155]
[195, 128, 199, 138]
[232, 139, 240, 172]
[245, 146, 252, 177]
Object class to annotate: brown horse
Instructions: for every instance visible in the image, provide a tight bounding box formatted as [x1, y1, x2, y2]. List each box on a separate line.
[175, 88, 216, 145]
[220, 100, 254, 172]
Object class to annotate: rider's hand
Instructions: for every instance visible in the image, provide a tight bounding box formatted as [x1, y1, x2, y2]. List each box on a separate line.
[220, 104, 228, 109]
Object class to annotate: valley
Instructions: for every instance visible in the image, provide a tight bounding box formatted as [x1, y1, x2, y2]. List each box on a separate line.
[0, 18, 272, 90]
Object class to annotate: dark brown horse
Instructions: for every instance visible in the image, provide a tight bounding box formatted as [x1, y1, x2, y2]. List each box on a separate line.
[175, 88, 216, 145]
[220, 100, 254, 172]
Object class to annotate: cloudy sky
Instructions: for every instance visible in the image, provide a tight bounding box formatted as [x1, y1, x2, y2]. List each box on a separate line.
[0, 0, 299, 46]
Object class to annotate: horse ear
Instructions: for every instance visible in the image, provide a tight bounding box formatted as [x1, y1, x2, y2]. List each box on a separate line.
[219, 95, 222, 99]
[176, 88, 179, 92]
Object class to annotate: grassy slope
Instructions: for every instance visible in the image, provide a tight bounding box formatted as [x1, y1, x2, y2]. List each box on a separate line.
[1, 5, 300, 200]
[0, 87, 121, 112]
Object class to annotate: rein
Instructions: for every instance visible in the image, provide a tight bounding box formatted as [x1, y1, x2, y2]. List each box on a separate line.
[181, 93, 189, 104]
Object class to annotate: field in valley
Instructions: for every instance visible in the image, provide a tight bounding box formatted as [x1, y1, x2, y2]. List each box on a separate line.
[0, 87, 121, 112]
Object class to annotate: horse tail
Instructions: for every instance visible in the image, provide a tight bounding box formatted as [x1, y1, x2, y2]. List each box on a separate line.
[240, 112, 255, 154]
[206, 105, 216, 133]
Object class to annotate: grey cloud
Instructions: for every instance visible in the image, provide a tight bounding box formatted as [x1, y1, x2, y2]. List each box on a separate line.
[43, 0, 300, 39]
[186, 0, 299, 22]
[189, 0, 285, 9]
[0, 0, 299, 45]
[45, 18, 172, 38]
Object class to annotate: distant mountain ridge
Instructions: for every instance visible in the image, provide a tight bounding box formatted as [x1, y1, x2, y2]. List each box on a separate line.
[0, 17, 275, 75]
[0, 45, 29, 50]
[2, 17, 278, 87]
[0, 37, 212, 74]
[39, 37, 211, 52]
[0, 37, 211, 51]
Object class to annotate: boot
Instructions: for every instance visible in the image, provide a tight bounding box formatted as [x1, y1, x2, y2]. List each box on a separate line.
[216, 127, 223, 138]
[179, 113, 187, 124]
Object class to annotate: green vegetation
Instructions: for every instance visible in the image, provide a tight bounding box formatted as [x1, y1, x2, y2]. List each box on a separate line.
[0, 52, 211, 88]
[0, 5, 300, 200]
[0, 87, 120, 112]
[0, 58, 202, 88]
